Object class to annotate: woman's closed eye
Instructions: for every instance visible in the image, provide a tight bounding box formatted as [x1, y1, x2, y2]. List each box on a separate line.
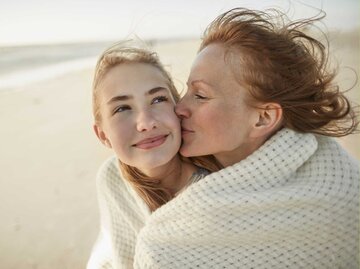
[194, 93, 208, 100]
[152, 95, 169, 104]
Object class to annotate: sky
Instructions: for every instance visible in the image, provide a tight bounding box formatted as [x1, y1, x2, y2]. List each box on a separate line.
[0, 0, 359, 46]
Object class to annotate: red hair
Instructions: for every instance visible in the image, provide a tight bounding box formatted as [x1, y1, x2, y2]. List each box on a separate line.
[200, 8, 358, 136]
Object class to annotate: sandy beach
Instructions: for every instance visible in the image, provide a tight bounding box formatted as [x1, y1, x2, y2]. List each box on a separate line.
[0, 67, 109, 268]
[0, 35, 358, 268]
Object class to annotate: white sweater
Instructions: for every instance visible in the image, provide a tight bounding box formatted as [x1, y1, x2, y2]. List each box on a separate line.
[88, 129, 359, 269]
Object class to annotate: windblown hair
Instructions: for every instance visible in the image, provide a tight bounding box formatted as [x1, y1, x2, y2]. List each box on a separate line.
[200, 8, 358, 136]
[93, 43, 179, 124]
[93, 42, 221, 211]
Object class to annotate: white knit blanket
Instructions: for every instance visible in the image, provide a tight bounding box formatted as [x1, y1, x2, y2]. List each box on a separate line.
[134, 129, 359, 269]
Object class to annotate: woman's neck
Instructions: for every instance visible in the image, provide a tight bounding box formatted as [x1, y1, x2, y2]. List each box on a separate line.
[214, 139, 265, 167]
[214, 130, 279, 167]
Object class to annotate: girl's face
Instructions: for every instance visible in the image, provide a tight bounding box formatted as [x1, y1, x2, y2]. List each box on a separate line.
[94, 63, 181, 172]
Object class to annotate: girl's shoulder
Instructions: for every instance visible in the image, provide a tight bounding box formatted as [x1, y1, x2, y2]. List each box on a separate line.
[178, 167, 210, 195]
[95, 156, 151, 216]
[190, 168, 210, 184]
[95, 156, 129, 197]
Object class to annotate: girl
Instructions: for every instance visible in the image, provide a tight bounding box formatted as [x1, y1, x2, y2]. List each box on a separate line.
[87, 44, 220, 269]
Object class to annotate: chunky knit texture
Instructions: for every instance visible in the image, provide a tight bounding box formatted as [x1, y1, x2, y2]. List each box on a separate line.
[87, 158, 208, 269]
[87, 156, 150, 269]
[88, 128, 359, 269]
[133, 129, 359, 269]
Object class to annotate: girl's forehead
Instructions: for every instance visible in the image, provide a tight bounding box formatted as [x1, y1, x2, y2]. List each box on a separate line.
[98, 65, 171, 103]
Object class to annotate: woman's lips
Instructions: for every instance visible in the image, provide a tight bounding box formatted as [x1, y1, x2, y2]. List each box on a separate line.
[133, 135, 168, 150]
[181, 127, 194, 136]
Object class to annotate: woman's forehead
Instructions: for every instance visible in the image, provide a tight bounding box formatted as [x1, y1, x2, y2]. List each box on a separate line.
[190, 44, 245, 93]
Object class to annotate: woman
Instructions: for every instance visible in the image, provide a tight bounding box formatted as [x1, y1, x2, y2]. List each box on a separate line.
[133, 8, 359, 268]
[87, 43, 219, 269]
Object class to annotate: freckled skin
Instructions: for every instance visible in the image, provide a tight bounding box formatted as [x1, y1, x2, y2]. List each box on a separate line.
[176, 44, 260, 165]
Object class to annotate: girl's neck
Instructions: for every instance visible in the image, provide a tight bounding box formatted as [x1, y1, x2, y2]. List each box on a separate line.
[142, 155, 197, 196]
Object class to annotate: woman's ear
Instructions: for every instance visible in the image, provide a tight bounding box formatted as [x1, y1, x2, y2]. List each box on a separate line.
[250, 103, 283, 138]
[93, 124, 112, 148]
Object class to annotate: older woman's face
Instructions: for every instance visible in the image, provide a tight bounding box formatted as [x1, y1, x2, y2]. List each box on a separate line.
[175, 44, 260, 166]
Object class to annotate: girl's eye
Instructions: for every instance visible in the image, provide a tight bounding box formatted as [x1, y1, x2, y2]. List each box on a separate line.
[114, 105, 131, 113]
[152, 95, 168, 104]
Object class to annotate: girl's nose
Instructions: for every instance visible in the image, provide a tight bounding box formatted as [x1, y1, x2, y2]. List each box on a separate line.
[136, 110, 157, 132]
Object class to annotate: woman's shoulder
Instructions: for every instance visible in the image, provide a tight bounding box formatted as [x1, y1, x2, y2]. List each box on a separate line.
[307, 135, 359, 193]
[315, 135, 359, 168]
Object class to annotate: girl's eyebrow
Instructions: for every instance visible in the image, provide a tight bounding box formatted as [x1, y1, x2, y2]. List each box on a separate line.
[147, 87, 168, 95]
[107, 94, 132, 105]
[106, 87, 168, 105]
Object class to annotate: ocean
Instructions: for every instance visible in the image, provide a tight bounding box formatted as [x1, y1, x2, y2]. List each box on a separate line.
[0, 41, 115, 91]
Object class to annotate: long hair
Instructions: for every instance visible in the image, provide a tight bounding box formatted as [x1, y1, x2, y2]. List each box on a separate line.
[93, 42, 221, 211]
[200, 8, 358, 137]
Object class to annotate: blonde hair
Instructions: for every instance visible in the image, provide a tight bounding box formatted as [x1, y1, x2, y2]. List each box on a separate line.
[201, 8, 358, 137]
[93, 42, 179, 124]
[93, 42, 221, 211]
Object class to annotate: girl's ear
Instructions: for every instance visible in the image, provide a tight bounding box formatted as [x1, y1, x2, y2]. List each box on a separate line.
[250, 103, 283, 138]
[93, 124, 112, 148]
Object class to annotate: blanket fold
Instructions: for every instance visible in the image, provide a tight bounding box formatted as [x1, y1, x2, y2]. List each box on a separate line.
[134, 128, 359, 269]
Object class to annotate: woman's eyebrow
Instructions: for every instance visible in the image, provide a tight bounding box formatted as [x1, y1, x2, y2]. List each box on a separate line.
[187, 79, 213, 88]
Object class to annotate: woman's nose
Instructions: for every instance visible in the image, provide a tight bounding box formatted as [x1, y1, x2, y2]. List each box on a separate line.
[136, 110, 157, 132]
[175, 97, 191, 119]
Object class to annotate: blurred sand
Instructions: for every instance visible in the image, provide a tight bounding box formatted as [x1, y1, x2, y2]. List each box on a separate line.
[328, 29, 360, 160]
[0, 68, 109, 269]
[0, 34, 358, 269]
